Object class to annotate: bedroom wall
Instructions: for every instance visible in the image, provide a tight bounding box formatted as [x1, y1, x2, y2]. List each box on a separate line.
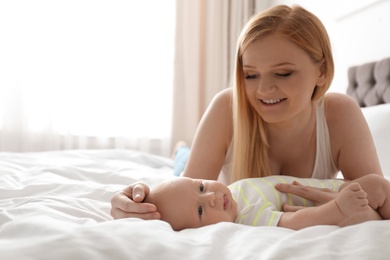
[262, 0, 390, 93]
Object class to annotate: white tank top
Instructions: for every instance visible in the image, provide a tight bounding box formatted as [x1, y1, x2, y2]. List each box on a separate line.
[219, 98, 338, 185]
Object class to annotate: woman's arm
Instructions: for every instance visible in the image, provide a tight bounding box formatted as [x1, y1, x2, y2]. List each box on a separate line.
[183, 88, 233, 180]
[326, 93, 383, 180]
[278, 183, 378, 230]
[110, 182, 161, 220]
[278, 200, 343, 230]
[110, 89, 233, 219]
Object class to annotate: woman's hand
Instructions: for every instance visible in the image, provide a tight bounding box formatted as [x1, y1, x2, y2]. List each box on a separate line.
[275, 181, 338, 212]
[110, 182, 161, 220]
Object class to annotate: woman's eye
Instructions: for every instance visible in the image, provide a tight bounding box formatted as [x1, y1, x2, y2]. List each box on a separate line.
[245, 74, 258, 80]
[199, 183, 204, 192]
[198, 206, 203, 216]
[275, 72, 291, 78]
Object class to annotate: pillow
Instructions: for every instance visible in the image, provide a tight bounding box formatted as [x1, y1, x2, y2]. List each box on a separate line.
[361, 103, 390, 177]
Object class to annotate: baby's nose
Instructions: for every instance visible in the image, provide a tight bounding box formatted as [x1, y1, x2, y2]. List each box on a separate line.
[206, 192, 216, 206]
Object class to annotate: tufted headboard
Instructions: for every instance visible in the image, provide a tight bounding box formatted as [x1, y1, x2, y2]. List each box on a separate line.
[346, 57, 390, 107]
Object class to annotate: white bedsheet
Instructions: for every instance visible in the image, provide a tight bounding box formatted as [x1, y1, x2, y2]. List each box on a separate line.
[0, 149, 389, 260]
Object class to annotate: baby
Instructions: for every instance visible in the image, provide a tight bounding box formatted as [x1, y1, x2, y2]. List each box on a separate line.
[144, 174, 390, 231]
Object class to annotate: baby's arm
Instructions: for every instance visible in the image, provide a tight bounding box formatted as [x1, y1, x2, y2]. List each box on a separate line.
[277, 183, 374, 230]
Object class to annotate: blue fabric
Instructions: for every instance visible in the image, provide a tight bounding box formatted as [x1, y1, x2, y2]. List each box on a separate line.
[173, 146, 190, 176]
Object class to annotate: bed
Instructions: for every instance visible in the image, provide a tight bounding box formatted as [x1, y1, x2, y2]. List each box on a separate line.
[1, 59, 390, 259]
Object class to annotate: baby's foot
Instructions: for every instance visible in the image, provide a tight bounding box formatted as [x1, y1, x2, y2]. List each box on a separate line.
[335, 183, 370, 218]
[170, 141, 188, 159]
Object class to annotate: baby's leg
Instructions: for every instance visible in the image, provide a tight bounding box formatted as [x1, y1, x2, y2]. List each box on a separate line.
[340, 174, 390, 220]
[336, 183, 381, 226]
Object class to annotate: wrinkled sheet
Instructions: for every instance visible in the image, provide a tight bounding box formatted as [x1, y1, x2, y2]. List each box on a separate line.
[0, 149, 389, 260]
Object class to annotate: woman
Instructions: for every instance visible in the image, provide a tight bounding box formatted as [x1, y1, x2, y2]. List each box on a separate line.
[110, 5, 383, 220]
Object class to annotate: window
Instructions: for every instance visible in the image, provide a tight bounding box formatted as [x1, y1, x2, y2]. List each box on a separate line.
[0, 1, 176, 154]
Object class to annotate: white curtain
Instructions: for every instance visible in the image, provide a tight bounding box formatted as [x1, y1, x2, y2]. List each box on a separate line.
[0, 0, 175, 156]
[171, 0, 271, 146]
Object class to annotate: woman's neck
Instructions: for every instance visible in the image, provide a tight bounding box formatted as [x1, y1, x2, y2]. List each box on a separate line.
[266, 102, 316, 145]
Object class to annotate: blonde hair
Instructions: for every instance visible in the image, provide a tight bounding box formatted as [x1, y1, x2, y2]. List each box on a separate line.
[231, 5, 334, 182]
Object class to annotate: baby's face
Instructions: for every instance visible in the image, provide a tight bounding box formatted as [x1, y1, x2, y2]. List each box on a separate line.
[151, 177, 237, 231]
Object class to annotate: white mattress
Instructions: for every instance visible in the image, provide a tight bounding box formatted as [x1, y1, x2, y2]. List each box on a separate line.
[0, 149, 389, 260]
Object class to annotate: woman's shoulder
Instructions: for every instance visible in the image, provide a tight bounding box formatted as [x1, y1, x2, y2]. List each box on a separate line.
[324, 92, 359, 107]
[324, 93, 361, 121]
[208, 88, 233, 114]
[323, 92, 366, 139]
[323, 92, 382, 178]
[213, 88, 233, 103]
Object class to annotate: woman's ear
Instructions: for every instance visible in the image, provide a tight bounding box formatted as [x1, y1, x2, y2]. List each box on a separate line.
[316, 59, 327, 87]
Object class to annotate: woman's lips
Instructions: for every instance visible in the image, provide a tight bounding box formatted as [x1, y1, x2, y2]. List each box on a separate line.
[260, 98, 287, 105]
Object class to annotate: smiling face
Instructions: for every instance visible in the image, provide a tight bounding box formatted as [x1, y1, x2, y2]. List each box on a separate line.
[146, 177, 237, 231]
[242, 32, 326, 125]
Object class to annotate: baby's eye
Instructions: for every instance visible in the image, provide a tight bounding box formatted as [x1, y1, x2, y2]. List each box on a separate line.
[198, 206, 203, 216]
[199, 182, 204, 192]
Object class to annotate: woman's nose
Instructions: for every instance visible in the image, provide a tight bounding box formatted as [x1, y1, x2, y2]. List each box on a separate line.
[257, 77, 276, 94]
